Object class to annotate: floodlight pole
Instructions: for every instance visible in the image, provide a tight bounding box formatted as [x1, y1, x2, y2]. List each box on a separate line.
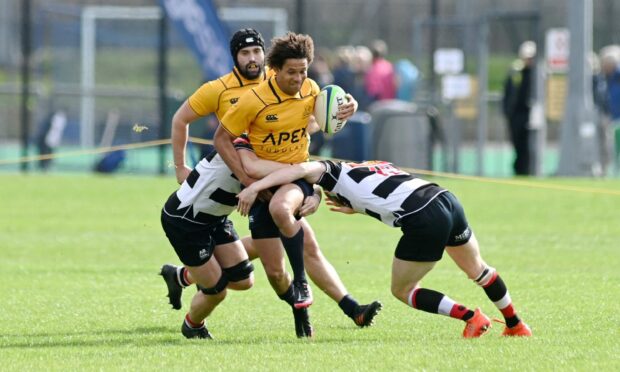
[557, 0, 598, 176]
[19, 0, 32, 172]
[296, 0, 305, 33]
[428, 0, 439, 102]
[529, 11, 545, 177]
[476, 18, 489, 177]
[158, 14, 168, 175]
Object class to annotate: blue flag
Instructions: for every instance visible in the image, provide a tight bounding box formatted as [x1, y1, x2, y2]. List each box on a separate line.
[158, 0, 232, 81]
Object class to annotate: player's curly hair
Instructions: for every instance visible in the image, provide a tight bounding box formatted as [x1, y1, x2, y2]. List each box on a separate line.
[266, 32, 314, 70]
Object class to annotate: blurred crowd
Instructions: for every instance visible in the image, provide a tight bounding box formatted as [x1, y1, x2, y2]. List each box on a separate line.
[503, 40, 620, 176]
[307, 39, 419, 154]
[308, 39, 420, 111]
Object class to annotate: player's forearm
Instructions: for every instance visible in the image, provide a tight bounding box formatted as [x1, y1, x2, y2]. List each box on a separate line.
[307, 115, 321, 134]
[214, 127, 253, 186]
[248, 165, 308, 193]
[236, 145, 290, 178]
[171, 116, 189, 167]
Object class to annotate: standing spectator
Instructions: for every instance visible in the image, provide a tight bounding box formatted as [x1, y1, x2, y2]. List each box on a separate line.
[364, 39, 396, 105]
[352, 45, 373, 111]
[592, 51, 611, 175]
[35, 108, 67, 171]
[394, 58, 420, 102]
[307, 49, 333, 88]
[502, 41, 536, 176]
[599, 45, 620, 174]
[307, 50, 334, 155]
[332, 46, 357, 95]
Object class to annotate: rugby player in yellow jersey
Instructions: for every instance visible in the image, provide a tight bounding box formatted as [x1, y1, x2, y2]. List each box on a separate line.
[215, 32, 382, 336]
[170, 29, 267, 185]
[161, 29, 381, 338]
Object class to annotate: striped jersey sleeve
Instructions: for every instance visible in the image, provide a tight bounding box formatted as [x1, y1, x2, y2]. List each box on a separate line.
[163, 153, 241, 225]
[317, 160, 445, 227]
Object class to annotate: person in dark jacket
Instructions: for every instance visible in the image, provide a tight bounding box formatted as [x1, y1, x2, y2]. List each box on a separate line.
[502, 41, 536, 176]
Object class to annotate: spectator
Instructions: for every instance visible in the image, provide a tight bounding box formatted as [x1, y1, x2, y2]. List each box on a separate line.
[353, 45, 373, 111]
[332, 46, 356, 95]
[364, 39, 396, 105]
[35, 108, 67, 171]
[308, 49, 334, 155]
[307, 49, 333, 88]
[502, 41, 536, 176]
[599, 45, 620, 174]
[592, 51, 612, 175]
[395, 58, 420, 102]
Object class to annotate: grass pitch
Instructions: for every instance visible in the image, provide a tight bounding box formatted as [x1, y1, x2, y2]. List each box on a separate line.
[1, 173, 619, 371]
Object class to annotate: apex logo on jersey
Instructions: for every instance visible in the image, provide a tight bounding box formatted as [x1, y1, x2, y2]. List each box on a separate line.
[262, 127, 307, 146]
[266, 114, 278, 122]
[198, 249, 208, 259]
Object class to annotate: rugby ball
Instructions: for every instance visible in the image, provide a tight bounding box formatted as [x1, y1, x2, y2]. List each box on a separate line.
[313, 84, 348, 134]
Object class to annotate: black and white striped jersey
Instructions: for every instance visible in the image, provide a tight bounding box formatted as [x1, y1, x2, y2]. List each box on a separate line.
[162, 152, 240, 225]
[317, 160, 446, 227]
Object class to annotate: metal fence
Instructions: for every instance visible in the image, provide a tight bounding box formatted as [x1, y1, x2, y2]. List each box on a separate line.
[0, 0, 617, 176]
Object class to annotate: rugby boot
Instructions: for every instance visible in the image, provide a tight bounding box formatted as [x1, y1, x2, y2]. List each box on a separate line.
[462, 308, 491, 338]
[159, 264, 183, 310]
[292, 280, 313, 309]
[352, 301, 383, 327]
[181, 320, 213, 339]
[293, 307, 314, 338]
[502, 321, 532, 337]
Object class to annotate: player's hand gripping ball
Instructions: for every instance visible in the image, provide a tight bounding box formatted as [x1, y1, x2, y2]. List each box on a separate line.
[313, 84, 348, 134]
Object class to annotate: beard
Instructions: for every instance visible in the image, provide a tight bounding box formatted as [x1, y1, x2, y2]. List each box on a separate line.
[239, 62, 263, 80]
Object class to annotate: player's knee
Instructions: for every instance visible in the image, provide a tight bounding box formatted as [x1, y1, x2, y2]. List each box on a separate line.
[264, 267, 287, 285]
[269, 202, 294, 225]
[223, 259, 254, 281]
[390, 283, 403, 300]
[391, 282, 416, 303]
[223, 260, 255, 290]
[227, 276, 254, 291]
[197, 274, 229, 296]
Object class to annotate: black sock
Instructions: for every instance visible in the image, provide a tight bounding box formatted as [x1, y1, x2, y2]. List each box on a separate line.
[481, 273, 521, 328]
[410, 288, 475, 321]
[338, 294, 359, 318]
[278, 283, 296, 307]
[280, 227, 306, 283]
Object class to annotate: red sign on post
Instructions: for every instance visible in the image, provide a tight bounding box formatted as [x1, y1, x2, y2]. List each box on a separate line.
[546, 28, 570, 73]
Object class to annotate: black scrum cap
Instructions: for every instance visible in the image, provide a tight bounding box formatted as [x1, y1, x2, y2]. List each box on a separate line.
[229, 28, 265, 60]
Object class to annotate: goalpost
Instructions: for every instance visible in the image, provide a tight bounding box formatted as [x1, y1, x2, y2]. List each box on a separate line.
[79, 5, 288, 149]
[80, 6, 162, 148]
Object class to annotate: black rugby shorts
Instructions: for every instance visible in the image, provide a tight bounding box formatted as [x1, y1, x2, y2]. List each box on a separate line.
[249, 178, 314, 239]
[395, 191, 472, 262]
[161, 212, 238, 266]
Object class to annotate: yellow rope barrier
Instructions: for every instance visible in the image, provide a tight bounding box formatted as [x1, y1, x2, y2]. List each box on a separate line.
[1, 137, 618, 196]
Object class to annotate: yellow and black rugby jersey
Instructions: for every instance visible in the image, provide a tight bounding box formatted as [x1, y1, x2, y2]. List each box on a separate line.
[220, 76, 320, 164]
[187, 67, 272, 120]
